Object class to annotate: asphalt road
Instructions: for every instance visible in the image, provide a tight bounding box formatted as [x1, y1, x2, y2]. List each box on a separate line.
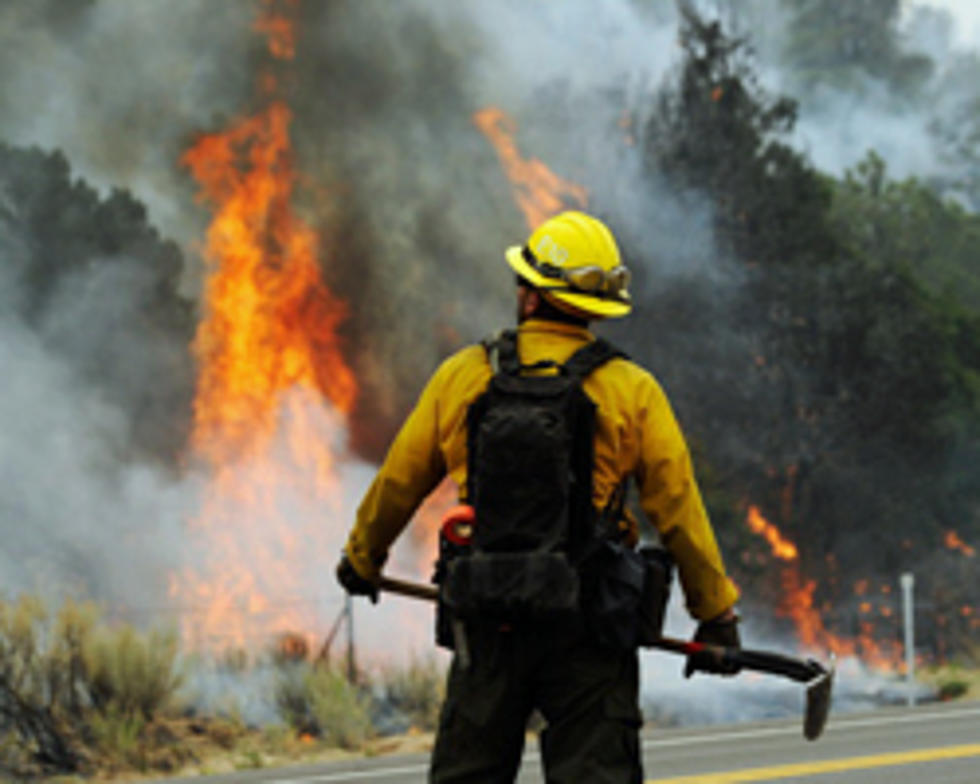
[161, 700, 980, 784]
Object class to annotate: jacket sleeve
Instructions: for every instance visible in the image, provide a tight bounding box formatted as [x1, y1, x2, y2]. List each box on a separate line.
[343, 367, 448, 581]
[634, 375, 739, 621]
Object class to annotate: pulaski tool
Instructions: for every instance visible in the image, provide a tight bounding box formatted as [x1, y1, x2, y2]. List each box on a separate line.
[376, 572, 835, 741]
[652, 636, 835, 741]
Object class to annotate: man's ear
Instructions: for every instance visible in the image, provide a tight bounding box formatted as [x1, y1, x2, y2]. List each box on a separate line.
[522, 288, 541, 318]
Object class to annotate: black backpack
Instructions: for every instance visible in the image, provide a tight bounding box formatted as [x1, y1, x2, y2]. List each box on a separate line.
[441, 329, 625, 621]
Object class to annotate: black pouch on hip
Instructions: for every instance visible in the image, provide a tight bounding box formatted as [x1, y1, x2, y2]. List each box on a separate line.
[636, 545, 674, 646]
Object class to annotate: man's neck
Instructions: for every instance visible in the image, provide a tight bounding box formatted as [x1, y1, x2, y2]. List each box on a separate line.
[521, 301, 589, 328]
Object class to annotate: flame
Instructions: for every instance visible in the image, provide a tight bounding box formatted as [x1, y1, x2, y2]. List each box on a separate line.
[472, 106, 588, 230]
[745, 505, 798, 561]
[173, 0, 356, 650]
[944, 530, 976, 557]
[253, 0, 297, 59]
[748, 505, 902, 670]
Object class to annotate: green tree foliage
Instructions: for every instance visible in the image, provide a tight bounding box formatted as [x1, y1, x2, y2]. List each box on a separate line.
[637, 5, 980, 636]
[644, 3, 837, 269]
[830, 151, 980, 311]
[0, 143, 194, 463]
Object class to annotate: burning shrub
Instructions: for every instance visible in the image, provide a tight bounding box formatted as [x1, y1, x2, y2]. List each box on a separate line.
[274, 663, 372, 750]
[0, 594, 185, 777]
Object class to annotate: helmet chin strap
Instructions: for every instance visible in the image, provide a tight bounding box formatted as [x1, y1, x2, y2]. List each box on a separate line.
[517, 285, 591, 326]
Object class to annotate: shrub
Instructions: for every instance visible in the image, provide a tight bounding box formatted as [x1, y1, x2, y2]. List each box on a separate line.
[0, 595, 87, 774]
[0, 595, 184, 776]
[376, 656, 445, 732]
[87, 706, 146, 770]
[937, 678, 969, 700]
[275, 664, 372, 749]
[83, 624, 183, 720]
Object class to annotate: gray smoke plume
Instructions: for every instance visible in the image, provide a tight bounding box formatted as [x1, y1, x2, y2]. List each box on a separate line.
[0, 0, 255, 259]
[0, 236, 192, 610]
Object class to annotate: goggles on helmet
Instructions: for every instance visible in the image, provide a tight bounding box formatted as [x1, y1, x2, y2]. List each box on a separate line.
[522, 246, 631, 302]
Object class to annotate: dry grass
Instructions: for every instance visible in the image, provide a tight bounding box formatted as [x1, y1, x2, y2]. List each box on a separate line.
[920, 665, 980, 701]
[275, 662, 373, 749]
[920, 640, 980, 702]
[0, 595, 185, 777]
[0, 595, 449, 780]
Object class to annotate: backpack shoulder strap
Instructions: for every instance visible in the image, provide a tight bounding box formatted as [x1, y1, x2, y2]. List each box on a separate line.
[481, 329, 520, 375]
[562, 337, 628, 380]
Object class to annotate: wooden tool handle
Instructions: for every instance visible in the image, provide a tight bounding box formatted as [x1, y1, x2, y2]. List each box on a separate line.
[378, 575, 439, 602]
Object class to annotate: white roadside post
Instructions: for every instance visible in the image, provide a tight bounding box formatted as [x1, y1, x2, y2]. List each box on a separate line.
[900, 572, 915, 707]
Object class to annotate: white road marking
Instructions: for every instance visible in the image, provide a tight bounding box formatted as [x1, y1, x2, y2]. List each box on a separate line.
[268, 764, 428, 783]
[267, 704, 980, 782]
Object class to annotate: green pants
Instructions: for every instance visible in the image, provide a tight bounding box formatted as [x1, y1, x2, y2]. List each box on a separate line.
[429, 621, 643, 783]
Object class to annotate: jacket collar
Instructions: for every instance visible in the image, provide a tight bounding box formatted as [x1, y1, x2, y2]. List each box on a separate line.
[518, 317, 594, 341]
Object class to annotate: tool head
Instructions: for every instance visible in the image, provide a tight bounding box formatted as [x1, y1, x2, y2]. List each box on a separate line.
[802, 655, 835, 741]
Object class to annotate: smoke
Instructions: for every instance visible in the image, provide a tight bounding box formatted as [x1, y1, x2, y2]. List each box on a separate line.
[0, 270, 192, 610]
[0, 0, 256, 258]
[640, 591, 934, 728]
[731, 1, 978, 187]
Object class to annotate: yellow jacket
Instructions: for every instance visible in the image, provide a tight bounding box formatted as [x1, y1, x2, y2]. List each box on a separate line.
[345, 318, 739, 621]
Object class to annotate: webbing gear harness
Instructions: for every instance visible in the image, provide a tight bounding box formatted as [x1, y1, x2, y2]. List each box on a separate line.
[440, 329, 625, 625]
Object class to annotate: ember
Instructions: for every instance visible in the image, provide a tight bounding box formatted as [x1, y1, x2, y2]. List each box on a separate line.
[745, 505, 798, 561]
[944, 530, 976, 557]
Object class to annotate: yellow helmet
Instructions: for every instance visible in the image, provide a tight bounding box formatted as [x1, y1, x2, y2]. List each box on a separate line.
[505, 211, 632, 319]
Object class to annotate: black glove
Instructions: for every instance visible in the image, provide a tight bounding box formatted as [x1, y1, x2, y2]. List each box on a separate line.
[335, 555, 379, 604]
[684, 614, 741, 678]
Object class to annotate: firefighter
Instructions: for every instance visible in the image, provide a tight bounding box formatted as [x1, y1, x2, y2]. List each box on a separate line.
[336, 211, 740, 783]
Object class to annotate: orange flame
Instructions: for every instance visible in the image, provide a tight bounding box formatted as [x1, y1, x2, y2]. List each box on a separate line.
[254, 0, 297, 59]
[745, 505, 798, 561]
[173, 0, 356, 650]
[778, 567, 902, 669]
[472, 106, 588, 230]
[748, 505, 902, 670]
[944, 530, 975, 557]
